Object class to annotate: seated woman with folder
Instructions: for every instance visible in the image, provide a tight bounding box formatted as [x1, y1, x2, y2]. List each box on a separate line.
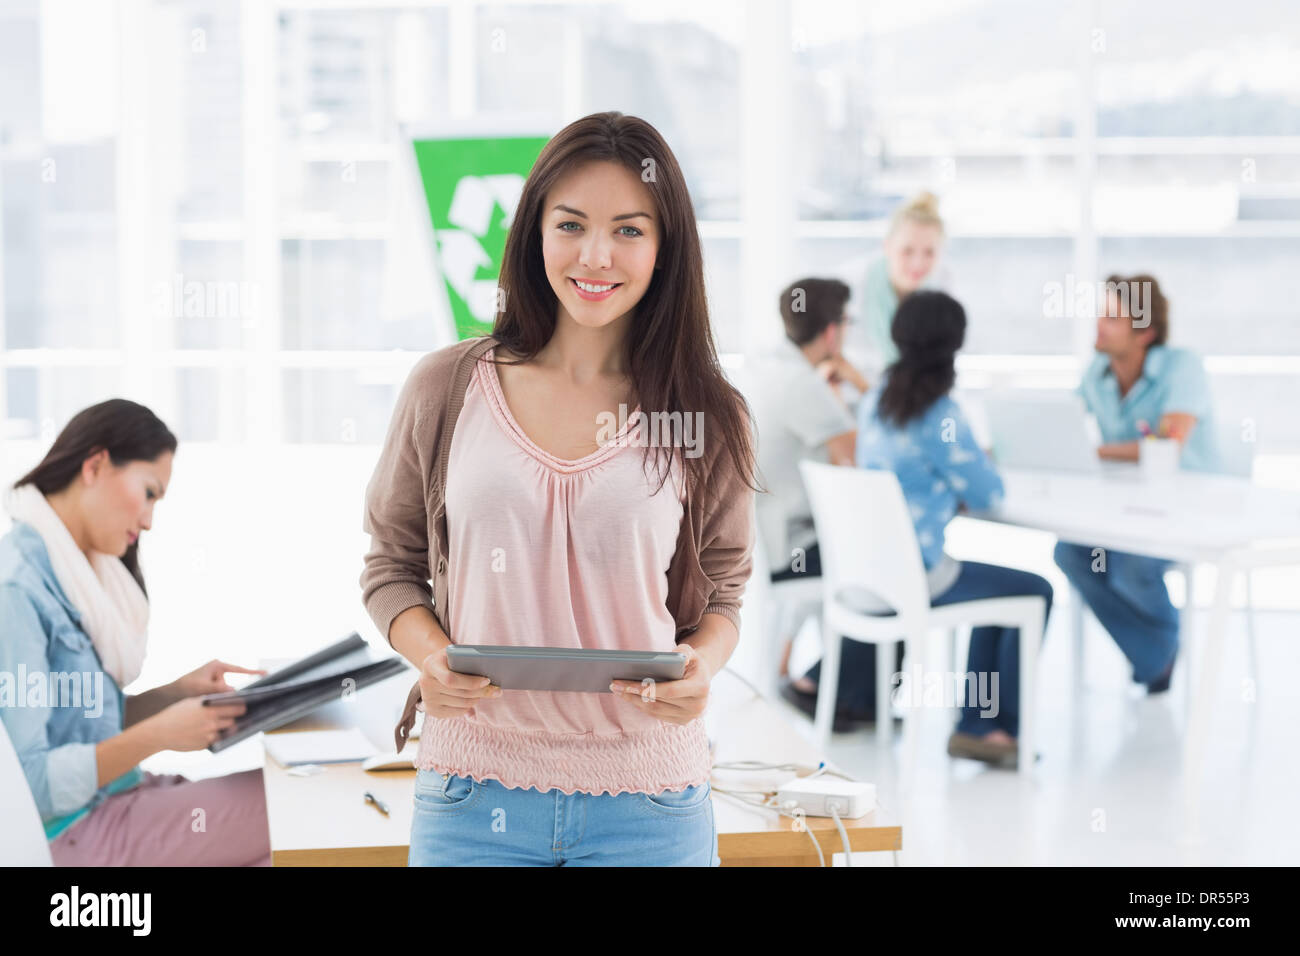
[789, 291, 1054, 766]
[0, 399, 271, 865]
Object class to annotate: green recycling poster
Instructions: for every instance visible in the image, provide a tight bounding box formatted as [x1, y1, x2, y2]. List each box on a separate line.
[411, 135, 550, 340]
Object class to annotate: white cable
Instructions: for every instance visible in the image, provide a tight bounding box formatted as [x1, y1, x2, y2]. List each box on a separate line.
[712, 758, 858, 782]
[710, 786, 778, 798]
[720, 665, 768, 700]
[711, 788, 828, 867]
[780, 798, 825, 867]
[828, 803, 852, 867]
[778, 797, 828, 868]
[712, 760, 800, 772]
[803, 818, 826, 867]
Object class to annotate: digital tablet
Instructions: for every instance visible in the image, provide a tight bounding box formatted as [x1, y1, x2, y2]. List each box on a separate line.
[446, 645, 686, 693]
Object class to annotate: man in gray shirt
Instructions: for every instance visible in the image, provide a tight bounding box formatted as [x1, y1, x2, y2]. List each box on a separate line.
[747, 278, 880, 727]
[749, 278, 864, 578]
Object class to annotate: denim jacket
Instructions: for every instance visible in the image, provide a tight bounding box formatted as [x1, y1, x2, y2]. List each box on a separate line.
[856, 380, 1006, 569]
[0, 521, 143, 840]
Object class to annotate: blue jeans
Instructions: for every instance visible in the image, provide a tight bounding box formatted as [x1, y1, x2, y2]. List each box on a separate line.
[936, 561, 1053, 738]
[803, 560, 1053, 738]
[408, 771, 719, 866]
[1053, 542, 1179, 684]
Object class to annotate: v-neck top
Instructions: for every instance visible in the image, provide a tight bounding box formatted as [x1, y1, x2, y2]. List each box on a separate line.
[421, 349, 708, 795]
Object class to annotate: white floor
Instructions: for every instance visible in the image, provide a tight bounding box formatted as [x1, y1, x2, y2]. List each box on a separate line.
[56, 442, 1291, 866]
[145, 598, 1296, 867]
[770, 598, 1299, 866]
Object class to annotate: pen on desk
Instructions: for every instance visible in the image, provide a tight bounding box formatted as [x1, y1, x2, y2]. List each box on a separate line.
[1136, 420, 1152, 438]
[364, 791, 390, 816]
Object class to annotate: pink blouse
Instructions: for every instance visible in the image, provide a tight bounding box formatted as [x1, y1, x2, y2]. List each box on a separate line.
[416, 349, 711, 795]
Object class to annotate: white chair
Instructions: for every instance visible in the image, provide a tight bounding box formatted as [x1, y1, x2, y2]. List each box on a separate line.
[0, 718, 54, 866]
[732, 359, 824, 699]
[752, 508, 822, 699]
[799, 461, 1047, 773]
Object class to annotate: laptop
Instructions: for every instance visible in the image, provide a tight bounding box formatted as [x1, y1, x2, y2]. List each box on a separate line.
[984, 391, 1103, 474]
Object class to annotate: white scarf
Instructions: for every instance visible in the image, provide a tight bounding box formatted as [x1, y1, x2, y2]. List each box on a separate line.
[4, 483, 150, 688]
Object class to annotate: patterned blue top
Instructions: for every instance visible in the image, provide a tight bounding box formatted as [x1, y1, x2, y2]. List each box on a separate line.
[856, 378, 1005, 569]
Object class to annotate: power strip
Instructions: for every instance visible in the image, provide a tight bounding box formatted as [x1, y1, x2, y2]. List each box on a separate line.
[775, 777, 876, 818]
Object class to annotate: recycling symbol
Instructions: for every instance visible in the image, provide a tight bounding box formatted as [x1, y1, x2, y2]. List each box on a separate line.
[435, 173, 525, 324]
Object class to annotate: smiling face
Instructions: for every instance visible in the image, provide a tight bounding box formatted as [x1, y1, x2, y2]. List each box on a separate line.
[79, 450, 173, 557]
[884, 220, 943, 294]
[540, 160, 661, 332]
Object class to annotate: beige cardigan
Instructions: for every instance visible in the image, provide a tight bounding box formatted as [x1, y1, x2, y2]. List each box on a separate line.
[359, 336, 756, 750]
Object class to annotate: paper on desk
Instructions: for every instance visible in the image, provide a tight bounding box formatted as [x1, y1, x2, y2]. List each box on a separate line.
[264, 728, 379, 767]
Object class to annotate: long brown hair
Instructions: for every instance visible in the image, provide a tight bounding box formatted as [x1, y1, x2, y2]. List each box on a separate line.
[14, 399, 177, 595]
[490, 111, 757, 500]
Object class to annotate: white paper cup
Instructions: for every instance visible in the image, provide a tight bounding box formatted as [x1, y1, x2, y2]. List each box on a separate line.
[1140, 437, 1180, 478]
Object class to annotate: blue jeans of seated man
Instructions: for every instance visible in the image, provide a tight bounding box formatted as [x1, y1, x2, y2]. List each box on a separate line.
[1053, 541, 1180, 684]
[801, 561, 1053, 738]
[408, 771, 719, 866]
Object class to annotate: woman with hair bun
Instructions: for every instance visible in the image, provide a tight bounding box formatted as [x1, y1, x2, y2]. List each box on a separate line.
[847, 191, 949, 377]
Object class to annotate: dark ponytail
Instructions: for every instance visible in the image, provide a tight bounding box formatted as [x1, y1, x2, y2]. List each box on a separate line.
[14, 399, 177, 595]
[877, 291, 966, 427]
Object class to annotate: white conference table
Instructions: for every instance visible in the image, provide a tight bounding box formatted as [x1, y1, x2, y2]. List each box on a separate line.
[967, 465, 1300, 826]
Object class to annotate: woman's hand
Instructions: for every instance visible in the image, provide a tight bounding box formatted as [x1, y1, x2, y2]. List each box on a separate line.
[146, 697, 248, 752]
[610, 642, 714, 725]
[172, 659, 267, 698]
[417, 644, 501, 719]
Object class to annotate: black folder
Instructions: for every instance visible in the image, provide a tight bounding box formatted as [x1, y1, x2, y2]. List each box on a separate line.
[200, 632, 410, 752]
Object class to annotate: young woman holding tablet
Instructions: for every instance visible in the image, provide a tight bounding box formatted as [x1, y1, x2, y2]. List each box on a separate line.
[0, 399, 270, 864]
[361, 112, 757, 866]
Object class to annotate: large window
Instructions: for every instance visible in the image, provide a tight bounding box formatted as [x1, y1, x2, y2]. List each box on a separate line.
[784, 0, 1300, 450]
[11, 0, 1296, 441]
[3, 0, 1300, 675]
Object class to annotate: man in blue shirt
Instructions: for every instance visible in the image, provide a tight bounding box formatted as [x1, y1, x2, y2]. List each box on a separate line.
[1054, 275, 1218, 693]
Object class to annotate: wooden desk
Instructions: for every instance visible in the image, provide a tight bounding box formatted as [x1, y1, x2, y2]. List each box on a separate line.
[262, 669, 417, 867]
[263, 668, 900, 866]
[708, 669, 901, 866]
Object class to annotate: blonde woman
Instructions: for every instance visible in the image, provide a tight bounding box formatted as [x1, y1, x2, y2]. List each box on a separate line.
[848, 192, 947, 375]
